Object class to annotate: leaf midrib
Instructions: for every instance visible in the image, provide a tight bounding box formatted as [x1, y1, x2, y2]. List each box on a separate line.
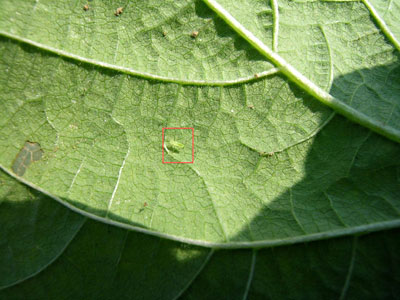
[202, 0, 400, 144]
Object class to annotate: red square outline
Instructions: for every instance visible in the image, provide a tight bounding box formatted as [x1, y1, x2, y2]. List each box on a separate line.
[162, 128, 194, 164]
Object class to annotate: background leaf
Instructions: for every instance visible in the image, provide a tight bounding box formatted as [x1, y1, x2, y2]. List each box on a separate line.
[0, 172, 84, 289]
[1, 172, 399, 299]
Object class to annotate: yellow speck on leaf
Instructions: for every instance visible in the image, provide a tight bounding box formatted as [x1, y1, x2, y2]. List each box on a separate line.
[114, 7, 123, 16]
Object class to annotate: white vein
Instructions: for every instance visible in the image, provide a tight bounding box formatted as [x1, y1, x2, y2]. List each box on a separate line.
[319, 25, 334, 91]
[190, 166, 229, 242]
[289, 188, 307, 234]
[271, 0, 279, 52]
[362, 0, 400, 51]
[0, 31, 279, 87]
[339, 236, 358, 300]
[172, 249, 215, 300]
[202, 0, 400, 143]
[67, 160, 85, 193]
[242, 250, 257, 300]
[113, 35, 120, 64]
[106, 149, 130, 217]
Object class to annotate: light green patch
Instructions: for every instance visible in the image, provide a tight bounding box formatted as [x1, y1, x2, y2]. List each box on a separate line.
[165, 140, 185, 153]
[11, 141, 43, 176]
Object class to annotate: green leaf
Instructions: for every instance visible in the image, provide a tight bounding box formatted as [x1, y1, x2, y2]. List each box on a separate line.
[1, 173, 399, 299]
[0, 0, 274, 84]
[2, 1, 400, 297]
[203, 0, 400, 142]
[1, 0, 400, 140]
[0, 0, 400, 245]
[0, 38, 334, 244]
[0, 171, 84, 289]
[364, 0, 400, 48]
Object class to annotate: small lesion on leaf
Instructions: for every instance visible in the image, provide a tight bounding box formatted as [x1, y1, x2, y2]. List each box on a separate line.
[12, 141, 43, 176]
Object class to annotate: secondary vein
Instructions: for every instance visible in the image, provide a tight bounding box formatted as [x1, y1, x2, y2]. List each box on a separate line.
[0, 31, 279, 87]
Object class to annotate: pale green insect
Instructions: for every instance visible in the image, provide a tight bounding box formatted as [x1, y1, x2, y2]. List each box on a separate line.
[259, 151, 274, 157]
[164, 140, 185, 153]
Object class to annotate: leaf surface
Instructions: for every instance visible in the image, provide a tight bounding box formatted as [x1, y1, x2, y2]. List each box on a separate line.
[1, 0, 400, 139]
[1, 173, 399, 299]
[0, 1, 400, 246]
[0, 0, 273, 83]
[203, 0, 400, 141]
[0, 171, 84, 289]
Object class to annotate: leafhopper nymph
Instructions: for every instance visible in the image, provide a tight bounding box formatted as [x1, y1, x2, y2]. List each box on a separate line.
[164, 140, 185, 154]
[259, 151, 274, 157]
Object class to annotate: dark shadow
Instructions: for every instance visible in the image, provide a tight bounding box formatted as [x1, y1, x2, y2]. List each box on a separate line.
[234, 62, 400, 243]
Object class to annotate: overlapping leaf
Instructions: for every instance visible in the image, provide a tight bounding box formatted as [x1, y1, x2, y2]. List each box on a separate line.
[0, 0, 400, 246]
[1, 171, 399, 299]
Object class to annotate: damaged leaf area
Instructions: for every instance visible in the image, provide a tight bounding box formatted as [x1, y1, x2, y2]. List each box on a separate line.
[11, 141, 43, 176]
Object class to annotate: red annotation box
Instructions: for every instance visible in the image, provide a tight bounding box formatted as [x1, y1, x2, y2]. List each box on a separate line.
[162, 128, 194, 164]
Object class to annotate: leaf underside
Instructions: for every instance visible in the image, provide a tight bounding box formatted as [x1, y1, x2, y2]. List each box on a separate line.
[0, 1, 399, 244]
[1, 0, 400, 297]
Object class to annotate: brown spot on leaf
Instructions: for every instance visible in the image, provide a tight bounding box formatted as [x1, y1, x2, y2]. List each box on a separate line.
[114, 7, 123, 16]
[191, 31, 199, 38]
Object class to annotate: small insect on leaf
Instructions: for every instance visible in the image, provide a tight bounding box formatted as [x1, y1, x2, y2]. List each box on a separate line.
[114, 7, 123, 16]
[259, 151, 274, 157]
[254, 73, 260, 79]
[144, 202, 148, 207]
[248, 105, 255, 109]
[12, 141, 43, 176]
[165, 140, 185, 153]
[83, 4, 89, 11]
[191, 31, 199, 38]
